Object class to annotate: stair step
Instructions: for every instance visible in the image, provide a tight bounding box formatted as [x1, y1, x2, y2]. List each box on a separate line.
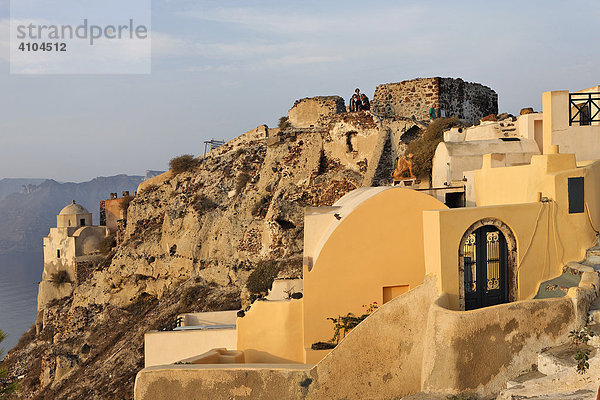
[587, 323, 600, 347]
[506, 370, 546, 389]
[564, 262, 595, 275]
[537, 344, 578, 375]
[584, 254, 600, 265]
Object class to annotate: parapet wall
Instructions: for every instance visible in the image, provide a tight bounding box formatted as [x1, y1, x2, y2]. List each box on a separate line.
[372, 77, 497, 124]
[134, 274, 597, 399]
[288, 96, 346, 128]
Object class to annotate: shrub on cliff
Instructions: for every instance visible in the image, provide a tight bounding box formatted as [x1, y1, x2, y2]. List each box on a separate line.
[406, 117, 462, 178]
[246, 261, 279, 296]
[0, 330, 18, 394]
[278, 116, 290, 130]
[50, 270, 71, 285]
[169, 154, 201, 174]
[192, 194, 218, 216]
[235, 172, 251, 193]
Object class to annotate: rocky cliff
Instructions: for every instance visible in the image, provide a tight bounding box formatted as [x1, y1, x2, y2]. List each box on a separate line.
[1, 107, 423, 399]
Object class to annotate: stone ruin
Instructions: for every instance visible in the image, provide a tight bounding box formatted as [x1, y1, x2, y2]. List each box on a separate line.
[286, 78, 498, 128]
[371, 77, 498, 124]
[287, 96, 346, 128]
[269, 77, 499, 187]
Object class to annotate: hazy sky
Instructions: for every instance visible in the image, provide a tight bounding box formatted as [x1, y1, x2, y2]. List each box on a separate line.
[0, 0, 599, 182]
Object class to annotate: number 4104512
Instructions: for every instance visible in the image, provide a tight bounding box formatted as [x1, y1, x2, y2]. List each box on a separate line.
[18, 42, 66, 51]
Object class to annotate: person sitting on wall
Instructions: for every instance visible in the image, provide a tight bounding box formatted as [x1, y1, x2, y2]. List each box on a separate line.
[429, 106, 438, 120]
[360, 93, 370, 110]
[391, 153, 415, 181]
[350, 88, 363, 112]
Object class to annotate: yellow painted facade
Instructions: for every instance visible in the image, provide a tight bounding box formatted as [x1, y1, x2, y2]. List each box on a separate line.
[302, 187, 447, 358]
[230, 106, 600, 364]
[138, 85, 600, 391]
[236, 299, 304, 363]
[542, 88, 600, 160]
[142, 151, 600, 366]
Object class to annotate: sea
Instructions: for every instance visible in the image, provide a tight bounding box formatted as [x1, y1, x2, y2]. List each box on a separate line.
[0, 252, 42, 356]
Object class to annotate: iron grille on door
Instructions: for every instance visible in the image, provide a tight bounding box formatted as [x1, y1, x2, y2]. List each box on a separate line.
[464, 226, 508, 310]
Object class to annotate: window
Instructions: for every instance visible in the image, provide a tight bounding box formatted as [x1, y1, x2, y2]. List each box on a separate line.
[383, 285, 409, 303]
[568, 177, 585, 214]
[579, 104, 591, 126]
[56, 249, 61, 258]
[80, 218, 86, 226]
[445, 192, 465, 208]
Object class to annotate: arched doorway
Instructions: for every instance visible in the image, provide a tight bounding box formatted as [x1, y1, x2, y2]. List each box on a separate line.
[459, 219, 517, 311]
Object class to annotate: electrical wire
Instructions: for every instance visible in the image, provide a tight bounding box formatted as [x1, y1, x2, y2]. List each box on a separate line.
[584, 202, 600, 235]
[517, 202, 546, 273]
[550, 200, 565, 266]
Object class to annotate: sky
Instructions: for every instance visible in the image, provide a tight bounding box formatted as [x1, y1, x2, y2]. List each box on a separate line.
[0, 0, 599, 182]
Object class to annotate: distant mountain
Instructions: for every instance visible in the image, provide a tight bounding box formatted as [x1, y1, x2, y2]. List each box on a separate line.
[0, 178, 47, 202]
[0, 175, 144, 254]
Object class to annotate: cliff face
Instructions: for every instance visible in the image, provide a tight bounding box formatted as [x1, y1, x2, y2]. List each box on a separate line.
[2, 109, 418, 399]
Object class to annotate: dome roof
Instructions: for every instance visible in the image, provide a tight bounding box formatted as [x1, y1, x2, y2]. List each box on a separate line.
[59, 200, 90, 215]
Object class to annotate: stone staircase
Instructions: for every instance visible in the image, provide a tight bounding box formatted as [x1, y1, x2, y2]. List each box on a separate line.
[497, 243, 600, 400]
[584, 242, 600, 269]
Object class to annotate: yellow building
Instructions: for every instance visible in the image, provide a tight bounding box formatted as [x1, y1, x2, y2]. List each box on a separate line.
[135, 85, 600, 399]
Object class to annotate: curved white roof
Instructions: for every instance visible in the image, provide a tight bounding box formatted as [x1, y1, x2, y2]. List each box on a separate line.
[59, 201, 90, 215]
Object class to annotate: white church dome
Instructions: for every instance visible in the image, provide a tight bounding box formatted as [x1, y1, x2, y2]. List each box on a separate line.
[59, 200, 90, 215]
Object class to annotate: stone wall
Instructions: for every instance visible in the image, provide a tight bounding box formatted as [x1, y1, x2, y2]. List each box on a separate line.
[372, 78, 439, 120]
[371, 77, 497, 124]
[438, 78, 498, 123]
[75, 260, 94, 286]
[134, 275, 597, 400]
[288, 96, 346, 128]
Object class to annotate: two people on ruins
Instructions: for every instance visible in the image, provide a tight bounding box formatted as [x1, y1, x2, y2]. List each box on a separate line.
[350, 88, 370, 112]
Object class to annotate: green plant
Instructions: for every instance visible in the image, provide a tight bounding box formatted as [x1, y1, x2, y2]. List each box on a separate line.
[0, 330, 18, 395]
[169, 154, 201, 174]
[246, 261, 279, 296]
[49, 270, 71, 285]
[311, 341, 336, 350]
[98, 235, 116, 255]
[192, 194, 218, 215]
[235, 172, 251, 193]
[575, 348, 591, 374]
[406, 117, 462, 178]
[327, 302, 378, 343]
[278, 116, 290, 130]
[569, 327, 595, 345]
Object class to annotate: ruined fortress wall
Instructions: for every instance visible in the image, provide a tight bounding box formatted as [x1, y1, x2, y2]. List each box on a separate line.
[372, 78, 439, 120]
[438, 78, 498, 124]
[372, 78, 498, 124]
[288, 96, 346, 128]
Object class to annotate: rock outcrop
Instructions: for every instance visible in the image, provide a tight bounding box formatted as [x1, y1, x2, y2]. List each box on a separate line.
[1, 106, 418, 399]
[1, 78, 496, 398]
